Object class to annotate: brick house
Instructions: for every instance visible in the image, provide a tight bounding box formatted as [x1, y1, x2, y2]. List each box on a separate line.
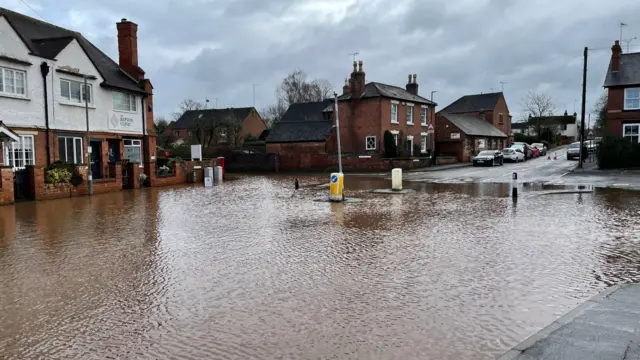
[265, 99, 335, 170]
[336, 61, 437, 156]
[526, 111, 579, 143]
[0, 8, 155, 200]
[603, 40, 640, 142]
[435, 92, 512, 162]
[171, 107, 266, 148]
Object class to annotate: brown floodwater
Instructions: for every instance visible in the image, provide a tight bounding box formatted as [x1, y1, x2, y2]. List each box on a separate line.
[1, 176, 639, 359]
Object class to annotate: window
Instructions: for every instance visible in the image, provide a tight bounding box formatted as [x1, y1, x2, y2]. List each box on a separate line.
[0, 67, 27, 97]
[562, 124, 567, 131]
[623, 124, 639, 143]
[498, 113, 504, 125]
[60, 79, 92, 104]
[3, 135, 34, 168]
[391, 103, 398, 123]
[365, 136, 376, 150]
[406, 105, 414, 124]
[624, 88, 640, 110]
[188, 131, 193, 137]
[58, 136, 84, 164]
[174, 131, 180, 137]
[421, 107, 428, 125]
[112, 92, 137, 112]
[123, 139, 142, 163]
[421, 135, 427, 153]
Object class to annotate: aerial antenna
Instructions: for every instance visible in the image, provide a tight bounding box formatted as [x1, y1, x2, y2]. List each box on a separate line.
[620, 22, 628, 42]
[623, 37, 637, 52]
[500, 81, 508, 92]
[348, 52, 359, 62]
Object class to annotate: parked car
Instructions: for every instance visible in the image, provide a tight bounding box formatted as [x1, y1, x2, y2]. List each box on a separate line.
[531, 143, 547, 156]
[510, 143, 532, 160]
[530, 146, 541, 158]
[473, 150, 504, 166]
[567, 142, 581, 160]
[502, 148, 525, 162]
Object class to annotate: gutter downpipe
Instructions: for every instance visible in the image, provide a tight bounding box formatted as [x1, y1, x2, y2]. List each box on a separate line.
[40, 62, 51, 166]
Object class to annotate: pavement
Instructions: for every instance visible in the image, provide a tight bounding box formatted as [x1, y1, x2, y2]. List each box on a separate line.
[403, 147, 640, 191]
[497, 284, 640, 360]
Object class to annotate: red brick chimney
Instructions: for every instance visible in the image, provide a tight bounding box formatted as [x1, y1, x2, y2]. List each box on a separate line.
[117, 18, 145, 80]
[406, 74, 418, 95]
[611, 40, 622, 72]
[350, 60, 365, 99]
[342, 78, 351, 95]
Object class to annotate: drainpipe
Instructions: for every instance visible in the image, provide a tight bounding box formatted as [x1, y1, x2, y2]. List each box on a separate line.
[40, 62, 51, 166]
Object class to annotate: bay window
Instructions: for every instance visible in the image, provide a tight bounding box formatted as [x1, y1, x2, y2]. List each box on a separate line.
[113, 92, 137, 112]
[60, 79, 92, 104]
[58, 136, 84, 164]
[624, 88, 640, 110]
[3, 135, 34, 169]
[123, 139, 142, 163]
[0, 66, 27, 97]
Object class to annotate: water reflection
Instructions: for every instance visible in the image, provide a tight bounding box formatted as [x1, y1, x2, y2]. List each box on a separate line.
[0, 177, 639, 360]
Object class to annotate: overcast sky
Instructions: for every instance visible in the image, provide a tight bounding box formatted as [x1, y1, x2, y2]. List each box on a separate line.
[5, 0, 640, 123]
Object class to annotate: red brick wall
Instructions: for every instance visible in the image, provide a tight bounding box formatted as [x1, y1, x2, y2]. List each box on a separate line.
[0, 167, 14, 205]
[239, 111, 267, 140]
[607, 87, 640, 136]
[152, 163, 185, 187]
[491, 95, 512, 136]
[27, 164, 122, 201]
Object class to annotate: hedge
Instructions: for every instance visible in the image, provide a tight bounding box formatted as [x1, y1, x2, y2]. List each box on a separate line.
[596, 136, 640, 169]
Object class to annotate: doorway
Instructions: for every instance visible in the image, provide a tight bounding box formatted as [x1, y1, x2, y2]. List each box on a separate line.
[89, 141, 102, 180]
[407, 137, 413, 156]
[107, 139, 119, 164]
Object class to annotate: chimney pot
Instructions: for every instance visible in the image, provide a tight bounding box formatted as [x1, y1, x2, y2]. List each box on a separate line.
[412, 74, 417, 83]
[358, 60, 363, 72]
[408, 74, 412, 83]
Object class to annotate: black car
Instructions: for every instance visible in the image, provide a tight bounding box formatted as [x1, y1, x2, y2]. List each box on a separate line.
[473, 150, 504, 166]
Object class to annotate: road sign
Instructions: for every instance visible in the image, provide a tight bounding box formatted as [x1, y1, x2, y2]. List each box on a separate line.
[331, 175, 338, 183]
[427, 124, 434, 130]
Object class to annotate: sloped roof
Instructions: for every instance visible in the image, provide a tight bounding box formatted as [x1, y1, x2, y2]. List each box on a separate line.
[266, 121, 334, 143]
[0, 121, 20, 142]
[511, 122, 529, 130]
[604, 52, 640, 87]
[338, 82, 436, 105]
[280, 99, 334, 123]
[439, 92, 503, 114]
[172, 107, 258, 129]
[529, 115, 577, 126]
[443, 114, 508, 138]
[0, 7, 146, 94]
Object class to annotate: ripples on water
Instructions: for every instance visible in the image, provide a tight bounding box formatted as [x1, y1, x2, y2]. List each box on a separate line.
[0, 176, 639, 359]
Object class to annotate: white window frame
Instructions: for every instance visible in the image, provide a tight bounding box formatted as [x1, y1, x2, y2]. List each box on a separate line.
[112, 92, 137, 112]
[421, 107, 428, 126]
[406, 136, 414, 156]
[365, 136, 376, 150]
[391, 103, 398, 123]
[406, 104, 414, 124]
[0, 66, 27, 97]
[58, 136, 84, 164]
[60, 79, 92, 105]
[3, 135, 35, 169]
[123, 138, 143, 164]
[624, 88, 640, 110]
[421, 135, 427, 153]
[623, 123, 640, 143]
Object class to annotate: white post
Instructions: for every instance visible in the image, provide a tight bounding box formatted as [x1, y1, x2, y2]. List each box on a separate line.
[392, 168, 403, 191]
[512, 172, 518, 199]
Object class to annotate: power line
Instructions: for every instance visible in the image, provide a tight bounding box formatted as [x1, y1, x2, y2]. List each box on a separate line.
[19, 0, 44, 20]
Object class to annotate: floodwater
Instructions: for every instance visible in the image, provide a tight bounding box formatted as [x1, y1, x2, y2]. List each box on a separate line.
[1, 176, 639, 360]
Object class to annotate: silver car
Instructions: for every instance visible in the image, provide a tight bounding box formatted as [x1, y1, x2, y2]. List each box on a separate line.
[566, 142, 581, 160]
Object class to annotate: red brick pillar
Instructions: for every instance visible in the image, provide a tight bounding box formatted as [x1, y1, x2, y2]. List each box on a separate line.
[146, 161, 156, 187]
[115, 162, 122, 188]
[0, 167, 14, 205]
[129, 162, 141, 189]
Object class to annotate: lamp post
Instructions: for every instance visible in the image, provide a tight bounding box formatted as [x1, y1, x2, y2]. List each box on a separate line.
[430, 91, 438, 158]
[84, 75, 93, 195]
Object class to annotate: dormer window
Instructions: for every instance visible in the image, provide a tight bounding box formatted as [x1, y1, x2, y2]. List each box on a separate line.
[112, 92, 137, 112]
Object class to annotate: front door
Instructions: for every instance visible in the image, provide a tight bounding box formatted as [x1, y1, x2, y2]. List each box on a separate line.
[407, 138, 413, 156]
[90, 141, 102, 180]
[107, 140, 119, 163]
[13, 169, 29, 201]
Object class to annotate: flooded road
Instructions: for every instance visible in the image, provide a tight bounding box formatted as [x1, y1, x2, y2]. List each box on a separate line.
[1, 176, 639, 359]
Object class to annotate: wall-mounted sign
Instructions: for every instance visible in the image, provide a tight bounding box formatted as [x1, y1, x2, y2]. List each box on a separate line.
[108, 112, 140, 132]
[450, 132, 460, 140]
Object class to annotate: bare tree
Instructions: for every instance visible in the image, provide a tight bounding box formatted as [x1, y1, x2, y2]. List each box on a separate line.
[154, 116, 177, 148]
[171, 99, 204, 121]
[261, 99, 288, 127]
[592, 92, 607, 133]
[521, 91, 556, 137]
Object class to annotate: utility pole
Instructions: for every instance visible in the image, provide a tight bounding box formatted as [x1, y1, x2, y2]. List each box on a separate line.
[620, 22, 628, 41]
[83, 76, 93, 195]
[252, 84, 259, 108]
[204, 97, 209, 109]
[579, 47, 587, 168]
[348, 52, 359, 62]
[573, 99, 577, 113]
[500, 81, 508, 92]
[623, 37, 637, 52]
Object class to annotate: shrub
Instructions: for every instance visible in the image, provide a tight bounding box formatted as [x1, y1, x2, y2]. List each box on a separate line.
[383, 131, 397, 158]
[157, 166, 171, 177]
[44, 168, 72, 184]
[140, 173, 148, 184]
[596, 136, 640, 169]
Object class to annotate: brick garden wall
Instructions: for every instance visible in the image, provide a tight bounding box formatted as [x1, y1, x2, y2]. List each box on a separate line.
[0, 167, 14, 206]
[27, 164, 123, 201]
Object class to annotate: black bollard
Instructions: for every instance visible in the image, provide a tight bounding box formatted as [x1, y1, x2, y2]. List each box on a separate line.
[512, 172, 518, 199]
[294, 179, 299, 190]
